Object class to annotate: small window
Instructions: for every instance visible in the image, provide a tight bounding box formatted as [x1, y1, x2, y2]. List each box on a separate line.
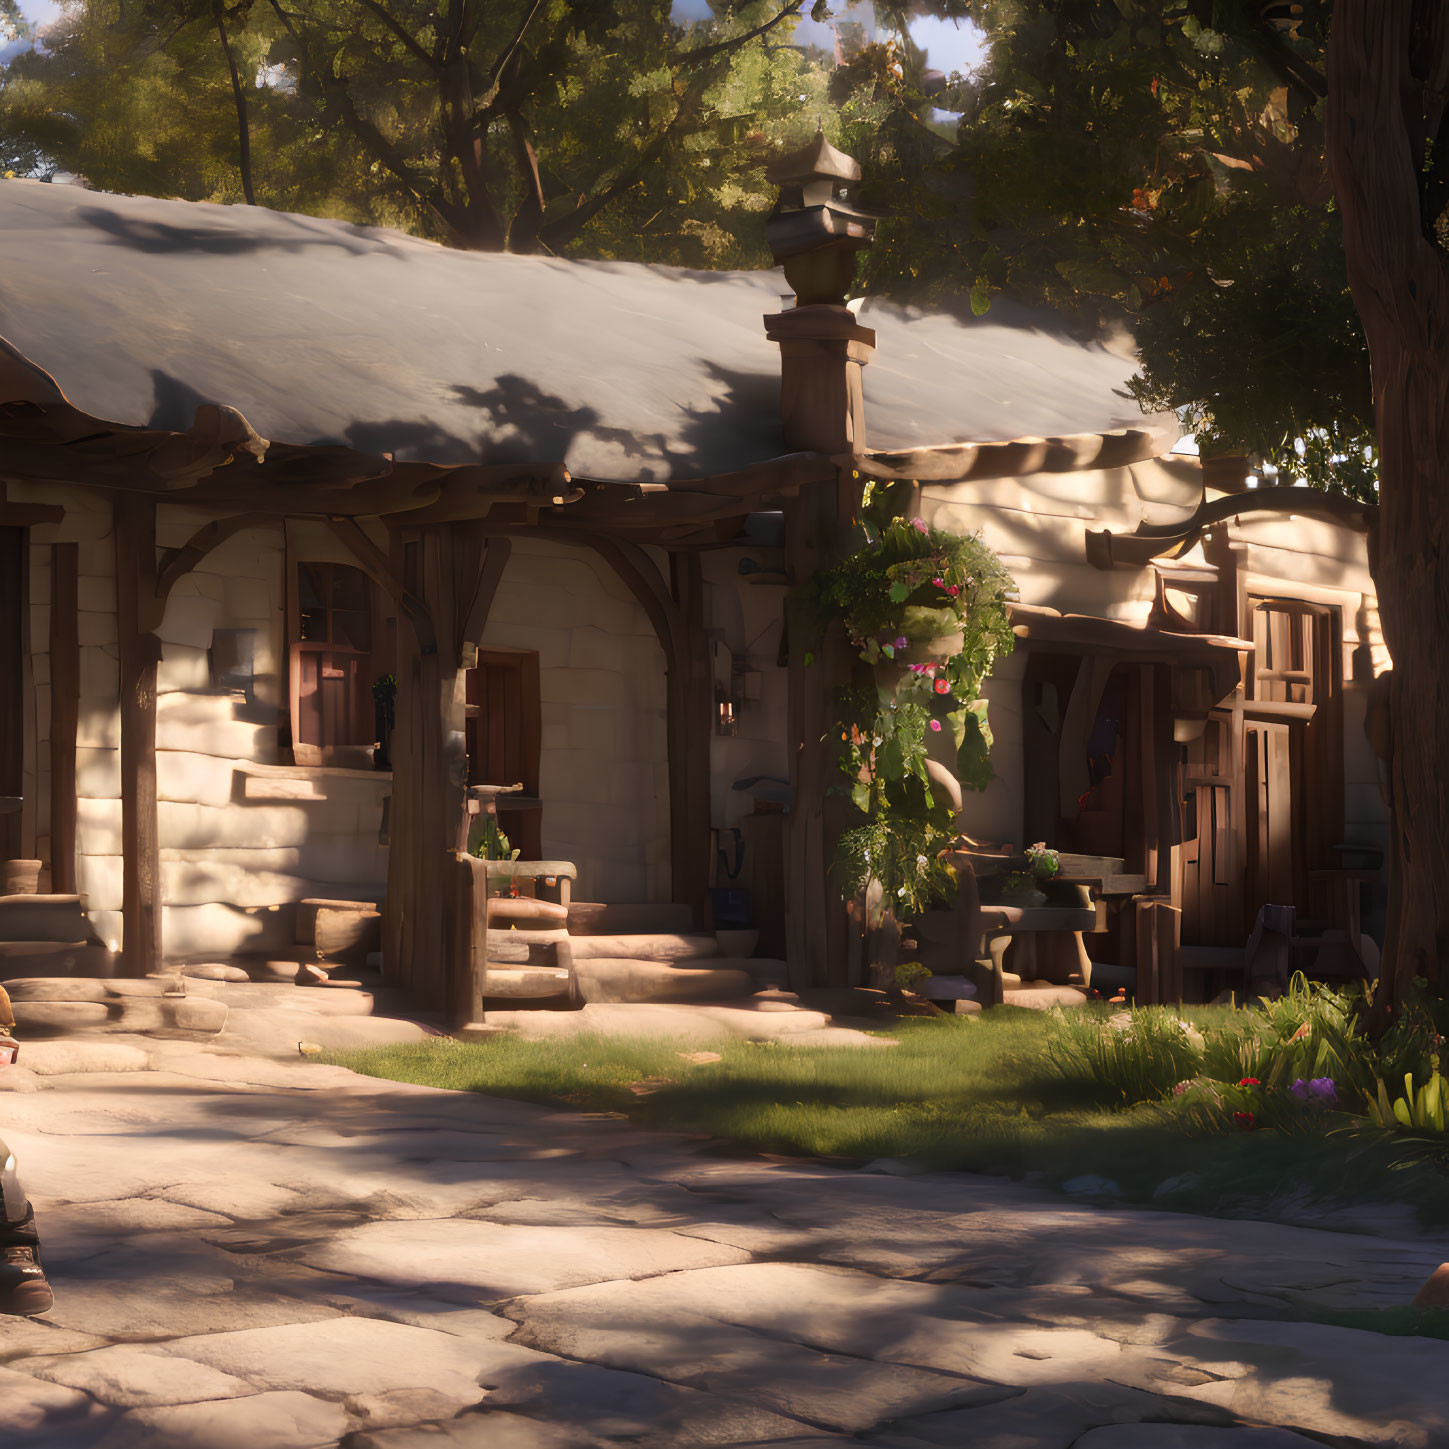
[290, 562, 378, 764]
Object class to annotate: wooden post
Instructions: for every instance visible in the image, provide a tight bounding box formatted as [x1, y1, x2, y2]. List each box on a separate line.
[669, 552, 713, 921]
[783, 469, 860, 989]
[48, 543, 79, 895]
[114, 496, 162, 978]
[376, 524, 494, 1021]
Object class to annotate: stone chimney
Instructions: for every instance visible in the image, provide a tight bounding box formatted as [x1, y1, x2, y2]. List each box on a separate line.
[763, 130, 878, 455]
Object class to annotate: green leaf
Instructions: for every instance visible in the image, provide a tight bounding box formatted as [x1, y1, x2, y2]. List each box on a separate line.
[956, 708, 995, 791]
[888, 581, 910, 603]
[969, 276, 992, 316]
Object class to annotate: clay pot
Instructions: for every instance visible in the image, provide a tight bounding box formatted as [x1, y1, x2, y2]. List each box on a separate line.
[2, 859, 42, 896]
[298, 898, 381, 964]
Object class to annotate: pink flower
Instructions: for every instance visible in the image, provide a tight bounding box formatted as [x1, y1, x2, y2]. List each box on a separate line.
[928, 719, 942, 732]
[932, 577, 945, 588]
[946, 584, 960, 597]
[910, 518, 930, 535]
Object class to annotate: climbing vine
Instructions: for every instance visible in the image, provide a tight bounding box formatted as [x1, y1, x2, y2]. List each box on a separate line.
[796, 487, 1017, 917]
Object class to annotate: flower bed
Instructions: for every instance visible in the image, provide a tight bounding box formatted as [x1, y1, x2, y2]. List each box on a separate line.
[1045, 973, 1449, 1156]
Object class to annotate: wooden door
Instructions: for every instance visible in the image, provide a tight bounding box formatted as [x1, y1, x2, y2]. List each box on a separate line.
[465, 649, 542, 859]
[1179, 598, 1342, 946]
[1180, 711, 1242, 944]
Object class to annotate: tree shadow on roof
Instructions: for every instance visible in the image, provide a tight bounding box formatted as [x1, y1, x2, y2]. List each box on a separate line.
[77, 204, 399, 258]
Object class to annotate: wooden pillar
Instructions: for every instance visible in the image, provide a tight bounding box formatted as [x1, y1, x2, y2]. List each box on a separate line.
[668, 552, 713, 920]
[48, 543, 79, 894]
[114, 496, 162, 978]
[783, 470, 860, 989]
[373, 523, 496, 1020]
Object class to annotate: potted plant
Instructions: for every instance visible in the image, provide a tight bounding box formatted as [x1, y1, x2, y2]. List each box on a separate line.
[795, 503, 1017, 969]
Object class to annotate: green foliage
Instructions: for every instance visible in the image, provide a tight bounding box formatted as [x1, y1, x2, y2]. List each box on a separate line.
[894, 960, 931, 991]
[472, 816, 518, 862]
[1, 0, 885, 265]
[848, 1, 1376, 499]
[329, 1008, 1449, 1227]
[1045, 1005, 1203, 1106]
[796, 513, 1015, 915]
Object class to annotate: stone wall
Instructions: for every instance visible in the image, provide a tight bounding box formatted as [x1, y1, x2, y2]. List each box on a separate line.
[478, 536, 670, 904]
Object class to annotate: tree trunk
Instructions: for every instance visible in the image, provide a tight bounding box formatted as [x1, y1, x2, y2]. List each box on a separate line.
[1326, 2, 1449, 1024]
[213, 0, 256, 207]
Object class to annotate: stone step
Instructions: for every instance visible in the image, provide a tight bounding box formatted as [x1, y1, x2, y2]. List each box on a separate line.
[484, 966, 575, 1000]
[572, 959, 757, 1005]
[567, 933, 720, 962]
[0, 895, 104, 944]
[12, 994, 228, 1036]
[0, 941, 116, 978]
[566, 902, 696, 937]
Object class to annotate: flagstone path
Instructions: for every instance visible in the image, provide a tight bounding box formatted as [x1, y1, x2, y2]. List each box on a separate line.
[0, 992, 1444, 1448]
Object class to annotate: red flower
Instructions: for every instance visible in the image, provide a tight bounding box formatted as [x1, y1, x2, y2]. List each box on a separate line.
[1233, 1111, 1256, 1130]
[1237, 1077, 1260, 1087]
[933, 678, 951, 695]
[945, 584, 960, 597]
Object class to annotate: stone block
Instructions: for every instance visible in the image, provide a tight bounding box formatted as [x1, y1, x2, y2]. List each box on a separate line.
[31, 651, 50, 686]
[76, 704, 121, 750]
[156, 699, 269, 761]
[158, 801, 316, 851]
[156, 751, 238, 808]
[158, 592, 222, 650]
[157, 644, 212, 693]
[76, 573, 116, 612]
[573, 959, 755, 1004]
[76, 609, 116, 646]
[539, 669, 628, 708]
[77, 852, 123, 912]
[79, 644, 119, 699]
[86, 909, 123, 953]
[77, 539, 115, 576]
[28, 560, 51, 606]
[75, 747, 121, 799]
[160, 860, 328, 909]
[160, 902, 295, 959]
[0, 894, 102, 942]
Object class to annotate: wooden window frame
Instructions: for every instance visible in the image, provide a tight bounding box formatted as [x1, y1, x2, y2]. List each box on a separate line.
[285, 558, 392, 769]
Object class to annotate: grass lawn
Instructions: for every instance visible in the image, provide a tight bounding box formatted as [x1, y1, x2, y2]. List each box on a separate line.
[326, 1006, 1449, 1230]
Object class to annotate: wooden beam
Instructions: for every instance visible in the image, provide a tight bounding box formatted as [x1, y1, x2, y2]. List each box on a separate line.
[48, 543, 78, 894]
[325, 516, 437, 655]
[155, 512, 276, 601]
[114, 494, 162, 977]
[457, 537, 512, 667]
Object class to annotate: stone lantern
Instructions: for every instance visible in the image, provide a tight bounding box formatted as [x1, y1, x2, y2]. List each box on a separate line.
[762, 130, 879, 455]
[764, 128, 877, 306]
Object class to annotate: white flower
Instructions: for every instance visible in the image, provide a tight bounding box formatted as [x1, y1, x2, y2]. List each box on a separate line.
[1107, 1011, 1133, 1032]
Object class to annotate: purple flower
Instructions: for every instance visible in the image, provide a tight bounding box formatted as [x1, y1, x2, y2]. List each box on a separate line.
[1290, 1077, 1338, 1107]
[928, 720, 942, 732]
[894, 636, 909, 650]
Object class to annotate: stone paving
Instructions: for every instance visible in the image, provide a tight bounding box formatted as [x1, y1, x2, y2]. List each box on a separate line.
[0, 985, 1445, 1448]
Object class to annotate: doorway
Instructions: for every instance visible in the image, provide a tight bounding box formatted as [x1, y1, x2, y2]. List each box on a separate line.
[465, 648, 542, 859]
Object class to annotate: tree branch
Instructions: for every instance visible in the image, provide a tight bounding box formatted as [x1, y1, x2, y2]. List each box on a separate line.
[351, 0, 436, 69]
[675, 0, 805, 68]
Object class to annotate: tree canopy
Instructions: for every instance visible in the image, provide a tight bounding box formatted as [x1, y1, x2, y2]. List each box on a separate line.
[842, 1, 1375, 499]
[0, 0, 892, 269]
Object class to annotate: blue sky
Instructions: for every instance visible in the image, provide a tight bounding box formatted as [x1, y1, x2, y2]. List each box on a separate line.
[11, 1, 984, 76]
